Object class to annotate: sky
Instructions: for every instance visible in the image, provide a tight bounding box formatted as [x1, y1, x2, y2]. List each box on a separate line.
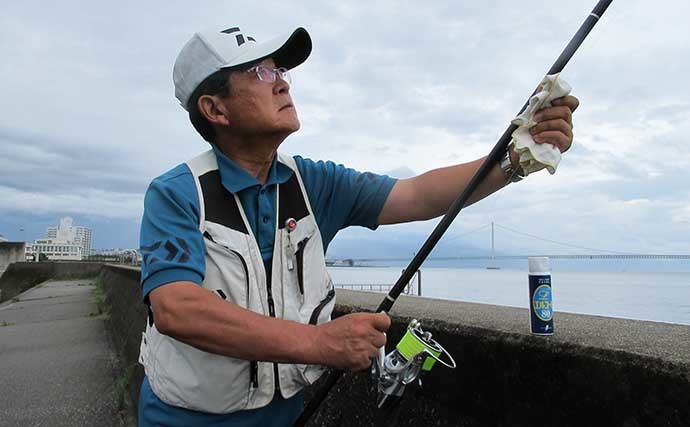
[1, 0, 689, 258]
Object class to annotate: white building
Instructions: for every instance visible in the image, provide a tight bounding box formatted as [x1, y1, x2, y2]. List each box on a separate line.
[32, 217, 93, 261]
[73, 227, 93, 256]
[45, 217, 93, 258]
[26, 239, 83, 261]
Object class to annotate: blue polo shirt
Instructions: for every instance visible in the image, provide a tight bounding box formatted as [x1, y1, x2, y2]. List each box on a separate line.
[138, 144, 396, 426]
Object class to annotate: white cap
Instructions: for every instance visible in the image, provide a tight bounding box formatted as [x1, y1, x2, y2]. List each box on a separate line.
[173, 26, 312, 110]
[528, 257, 550, 273]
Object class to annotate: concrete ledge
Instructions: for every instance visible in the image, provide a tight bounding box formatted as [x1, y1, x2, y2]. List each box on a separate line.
[0, 242, 25, 276]
[0, 262, 105, 303]
[98, 264, 147, 415]
[337, 290, 690, 367]
[305, 290, 690, 426]
[10, 263, 688, 426]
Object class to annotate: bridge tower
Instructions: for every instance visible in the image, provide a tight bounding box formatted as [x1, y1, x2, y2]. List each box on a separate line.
[487, 222, 500, 270]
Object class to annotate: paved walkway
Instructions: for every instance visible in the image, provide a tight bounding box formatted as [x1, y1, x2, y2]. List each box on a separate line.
[0, 280, 120, 426]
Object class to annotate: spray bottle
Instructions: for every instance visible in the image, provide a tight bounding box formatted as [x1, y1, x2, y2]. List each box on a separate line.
[528, 257, 554, 335]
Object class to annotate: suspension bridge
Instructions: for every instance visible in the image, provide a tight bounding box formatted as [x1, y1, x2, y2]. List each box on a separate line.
[327, 222, 690, 264]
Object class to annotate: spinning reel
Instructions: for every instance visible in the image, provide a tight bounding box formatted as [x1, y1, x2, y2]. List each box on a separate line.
[371, 319, 456, 408]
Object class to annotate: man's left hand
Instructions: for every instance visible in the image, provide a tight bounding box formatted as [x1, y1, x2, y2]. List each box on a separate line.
[529, 95, 580, 153]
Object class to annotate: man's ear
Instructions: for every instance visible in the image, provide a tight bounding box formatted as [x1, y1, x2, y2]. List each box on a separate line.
[197, 95, 230, 126]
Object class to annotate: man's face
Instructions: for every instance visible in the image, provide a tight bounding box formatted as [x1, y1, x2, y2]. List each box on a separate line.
[221, 58, 300, 139]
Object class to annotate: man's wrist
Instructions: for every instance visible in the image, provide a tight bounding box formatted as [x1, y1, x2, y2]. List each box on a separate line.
[501, 144, 525, 183]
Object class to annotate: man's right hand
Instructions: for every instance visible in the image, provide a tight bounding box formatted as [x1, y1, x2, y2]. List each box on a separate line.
[312, 312, 391, 371]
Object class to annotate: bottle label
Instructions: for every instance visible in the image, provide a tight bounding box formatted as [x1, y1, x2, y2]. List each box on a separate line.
[532, 283, 553, 321]
[529, 274, 554, 334]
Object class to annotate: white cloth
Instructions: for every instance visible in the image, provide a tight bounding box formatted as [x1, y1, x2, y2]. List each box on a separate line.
[511, 73, 572, 175]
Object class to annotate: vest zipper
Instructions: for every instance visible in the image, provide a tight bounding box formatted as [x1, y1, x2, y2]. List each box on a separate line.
[295, 236, 310, 296]
[204, 232, 258, 389]
[308, 288, 336, 325]
[266, 279, 276, 317]
[264, 264, 279, 391]
[250, 362, 258, 389]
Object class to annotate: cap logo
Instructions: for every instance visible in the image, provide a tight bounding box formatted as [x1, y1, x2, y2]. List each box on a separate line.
[220, 27, 256, 46]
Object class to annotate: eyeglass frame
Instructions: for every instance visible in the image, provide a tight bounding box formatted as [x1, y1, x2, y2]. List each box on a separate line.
[246, 65, 292, 85]
[193, 64, 292, 107]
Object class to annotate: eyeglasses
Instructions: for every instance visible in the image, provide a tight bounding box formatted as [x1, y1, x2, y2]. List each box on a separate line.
[246, 65, 292, 85]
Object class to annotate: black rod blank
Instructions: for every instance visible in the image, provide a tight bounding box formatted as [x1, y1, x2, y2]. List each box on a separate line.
[295, 1, 613, 425]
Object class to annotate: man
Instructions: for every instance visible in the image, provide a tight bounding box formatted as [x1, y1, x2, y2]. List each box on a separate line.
[138, 26, 578, 426]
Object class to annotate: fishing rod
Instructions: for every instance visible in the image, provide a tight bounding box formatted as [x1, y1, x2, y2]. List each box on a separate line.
[295, 1, 614, 425]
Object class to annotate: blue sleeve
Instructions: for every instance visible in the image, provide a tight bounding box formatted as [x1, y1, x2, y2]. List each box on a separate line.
[139, 164, 205, 302]
[294, 156, 397, 249]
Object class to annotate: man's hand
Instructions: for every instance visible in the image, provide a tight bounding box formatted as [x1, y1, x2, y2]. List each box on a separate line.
[528, 95, 580, 153]
[312, 312, 391, 371]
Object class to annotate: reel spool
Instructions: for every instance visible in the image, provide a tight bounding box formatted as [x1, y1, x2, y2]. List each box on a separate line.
[371, 319, 456, 408]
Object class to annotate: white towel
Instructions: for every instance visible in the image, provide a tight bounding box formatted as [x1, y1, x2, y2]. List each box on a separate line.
[511, 73, 572, 175]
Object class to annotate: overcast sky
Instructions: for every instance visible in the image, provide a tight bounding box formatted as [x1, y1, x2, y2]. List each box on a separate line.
[1, 0, 689, 256]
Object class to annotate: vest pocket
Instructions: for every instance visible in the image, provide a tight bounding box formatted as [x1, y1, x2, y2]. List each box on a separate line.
[203, 231, 250, 309]
[151, 335, 255, 413]
[284, 225, 315, 301]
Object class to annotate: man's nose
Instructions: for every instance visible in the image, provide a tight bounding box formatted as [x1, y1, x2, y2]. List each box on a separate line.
[273, 76, 290, 94]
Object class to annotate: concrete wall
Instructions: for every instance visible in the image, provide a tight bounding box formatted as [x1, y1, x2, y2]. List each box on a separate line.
[6, 263, 689, 426]
[307, 293, 690, 427]
[98, 264, 148, 413]
[0, 242, 26, 277]
[0, 261, 104, 303]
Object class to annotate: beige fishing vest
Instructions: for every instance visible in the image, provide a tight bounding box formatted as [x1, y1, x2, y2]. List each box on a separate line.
[139, 150, 336, 414]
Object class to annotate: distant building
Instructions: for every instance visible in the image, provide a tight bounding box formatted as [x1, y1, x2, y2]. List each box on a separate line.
[25, 217, 93, 261]
[46, 217, 93, 257]
[73, 227, 93, 257]
[87, 248, 141, 265]
[26, 240, 83, 261]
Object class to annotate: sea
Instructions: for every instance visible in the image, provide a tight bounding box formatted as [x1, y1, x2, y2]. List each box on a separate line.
[327, 264, 690, 326]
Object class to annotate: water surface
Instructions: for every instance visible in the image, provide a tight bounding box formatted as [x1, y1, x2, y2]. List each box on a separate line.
[328, 267, 690, 326]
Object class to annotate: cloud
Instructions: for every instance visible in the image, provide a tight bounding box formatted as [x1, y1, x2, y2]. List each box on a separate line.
[0, 0, 689, 254]
[0, 185, 143, 221]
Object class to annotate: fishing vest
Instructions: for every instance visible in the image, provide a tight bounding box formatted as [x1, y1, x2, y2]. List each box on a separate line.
[138, 150, 336, 414]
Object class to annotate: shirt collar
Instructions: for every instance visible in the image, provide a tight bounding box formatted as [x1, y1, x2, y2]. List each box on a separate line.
[211, 144, 294, 194]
